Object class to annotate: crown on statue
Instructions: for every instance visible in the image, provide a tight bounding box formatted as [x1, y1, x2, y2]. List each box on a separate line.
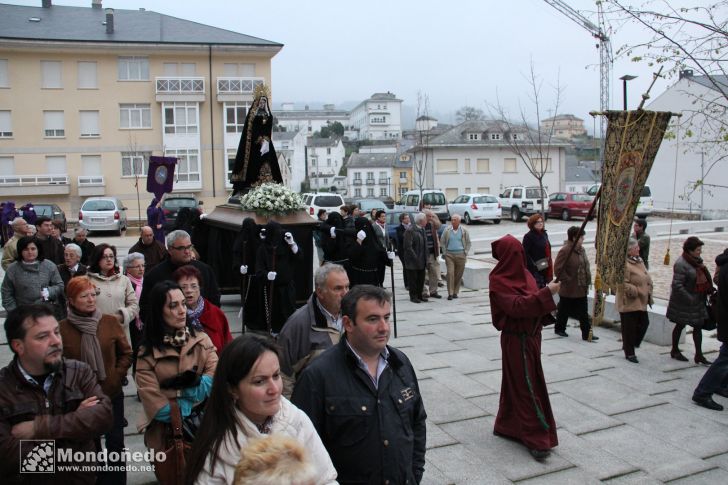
[254, 83, 271, 100]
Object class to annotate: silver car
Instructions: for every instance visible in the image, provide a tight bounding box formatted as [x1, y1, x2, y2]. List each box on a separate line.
[449, 193, 502, 224]
[79, 197, 128, 236]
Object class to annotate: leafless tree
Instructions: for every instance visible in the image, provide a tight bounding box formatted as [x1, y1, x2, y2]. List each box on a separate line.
[455, 106, 485, 123]
[413, 91, 432, 204]
[487, 61, 564, 215]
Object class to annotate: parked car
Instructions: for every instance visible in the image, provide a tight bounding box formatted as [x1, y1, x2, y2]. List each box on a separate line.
[377, 196, 395, 209]
[78, 197, 128, 236]
[352, 198, 388, 217]
[386, 210, 445, 254]
[20, 203, 67, 232]
[586, 183, 654, 218]
[161, 193, 200, 231]
[548, 192, 594, 220]
[394, 189, 449, 223]
[449, 193, 502, 224]
[301, 192, 345, 218]
[499, 185, 549, 222]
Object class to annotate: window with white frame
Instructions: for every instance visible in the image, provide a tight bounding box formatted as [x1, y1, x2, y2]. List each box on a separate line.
[121, 152, 150, 177]
[165, 149, 200, 183]
[77, 61, 97, 89]
[490, 133, 502, 140]
[366, 171, 374, 181]
[476, 158, 490, 173]
[367, 188, 374, 197]
[400, 171, 406, 179]
[534, 158, 552, 172]
[118, 56, 149, 81]
[327, 158, 332, 166]
[120, 104, 151, 129]
[226, 150, 236, 184]
[79, 111, 100, 137]
[464, 158, 471, 173]
[224, 102, 249, 133]
[379, 171, 387, 180]
[162, 63, 196, 76]
[436, 159, 457, 173]
[164, 102, 199, 134]
[504, 158, 518, 172]
[81, 155, 102, 176]
[467, 133, 480, 140]
[223, 63, 256, 76]
[511, 133, 520, 140]
[380, 188, 387, 196]
[46, 155, 67, 174]
[0, 111, 12, 137]
[0, 59, 8, 87]
[43, 111, 65, 137]
[355, 188, 361, 197]
[0, 156, 14, 175]
[41, 61, 62, 88]
[354, 172, 361, 180]
[399, 186, 407, 197]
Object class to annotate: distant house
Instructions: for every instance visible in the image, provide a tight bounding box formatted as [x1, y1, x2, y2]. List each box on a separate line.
[414, 120, 569, 201]
[347, 152, 399, 198]
[348, 92, 403, 141]
[540, 114, 587, 140]
[272, 129, 307, 191]
[273, 103, 349, 136]
[307, 137, 345, 192]
[564, 157, 600, 193]
[646, 70, 728, 217]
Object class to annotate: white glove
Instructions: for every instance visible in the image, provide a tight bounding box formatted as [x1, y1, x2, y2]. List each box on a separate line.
[267, 271, 277, 281]
[357, 230, 366, 241]
[240, 265, 248, 275]
[387, 251, 395, 260]
[41, 287, 50, 300]
[329, 227, 336, 238]
[199, 212, 207, 220]
[260, 139, 270, 156]
[284, 232, 295, 245]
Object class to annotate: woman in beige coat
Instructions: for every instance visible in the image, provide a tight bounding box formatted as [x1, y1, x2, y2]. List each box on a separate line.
[616, 238, 654, 363]
[87, 243, 139, 330]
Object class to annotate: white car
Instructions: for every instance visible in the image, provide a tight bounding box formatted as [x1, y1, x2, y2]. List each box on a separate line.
[586, 183, 654, 218]
[301, 192, 345, 218]
[449, 193, 502, 224]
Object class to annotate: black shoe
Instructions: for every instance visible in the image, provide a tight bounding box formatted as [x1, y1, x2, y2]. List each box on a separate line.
[583, 335, 599, 342]
[410, 298, 422, 304]
[447, 295, 453, 300]
[421, 297, 429, 302]
[529, 448, 551, 461]
[555, 331, 568, 337]
[692, 395, 724, 411]
[714, 388, 728, 399]
[438, 281, 444, 287]
[695, 355, 712, 365]
[626, 355, 639, 363]
[671, 350, 689, 361]
[430, 293, 442, 299]
[452, 294, 459, 299]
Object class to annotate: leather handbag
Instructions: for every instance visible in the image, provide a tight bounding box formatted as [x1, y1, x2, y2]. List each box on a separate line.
[534, 258, 549, 271]
[704, 293, 718, 331]
[153, 398, 191, 485]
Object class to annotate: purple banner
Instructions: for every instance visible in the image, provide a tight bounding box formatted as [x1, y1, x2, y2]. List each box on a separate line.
[147, 156, 177, 199]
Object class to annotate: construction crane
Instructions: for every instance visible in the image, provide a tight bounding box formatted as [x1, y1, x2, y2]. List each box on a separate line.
[543, 0, 612, 147]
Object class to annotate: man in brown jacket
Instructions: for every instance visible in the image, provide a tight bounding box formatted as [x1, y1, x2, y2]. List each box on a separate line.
[0, 304, 113, 484]
[553, 226, 599, 341]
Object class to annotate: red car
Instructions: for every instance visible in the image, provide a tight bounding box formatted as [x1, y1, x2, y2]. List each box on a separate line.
[548, 192, 593, 221]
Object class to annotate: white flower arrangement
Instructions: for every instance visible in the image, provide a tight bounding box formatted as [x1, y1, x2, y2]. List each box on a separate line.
[238, 183, 303, 216]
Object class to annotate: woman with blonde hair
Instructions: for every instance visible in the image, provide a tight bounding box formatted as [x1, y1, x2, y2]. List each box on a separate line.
[616, 238, 653, 363]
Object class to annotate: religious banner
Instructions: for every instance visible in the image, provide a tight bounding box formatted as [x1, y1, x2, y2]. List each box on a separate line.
[592, 110, 672, 325]
[147, 156, 177, 200]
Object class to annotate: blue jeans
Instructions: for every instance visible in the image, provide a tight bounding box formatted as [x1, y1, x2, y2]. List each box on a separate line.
[694, 342, 728, 398]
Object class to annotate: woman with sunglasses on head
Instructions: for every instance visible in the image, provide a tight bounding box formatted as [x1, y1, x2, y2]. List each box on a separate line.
[59, 275, 133, 485]
[87, 244, 139, 333]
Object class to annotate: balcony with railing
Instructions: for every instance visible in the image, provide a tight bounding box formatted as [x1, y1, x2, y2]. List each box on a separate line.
[378, 178, 389, 185]
[0, 174, 70, 196]
[365, 178, 375, 185]
[399, 176, 408, 183]
[353, 179, 362, 186]
[155, 77, 205, 101]
[78, 175, 105, 196]
[216, 77, 266, 101]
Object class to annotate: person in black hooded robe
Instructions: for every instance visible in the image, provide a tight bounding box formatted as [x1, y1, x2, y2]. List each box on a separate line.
[318, 212, 354, 266]
[230, 92, 283, 197]
[233, 218, 263, 331]
[255, 221, 302, 334]
[348, 217, 389, 287]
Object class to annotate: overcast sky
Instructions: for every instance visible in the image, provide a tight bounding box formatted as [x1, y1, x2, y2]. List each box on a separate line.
[12, 0, 672, 130]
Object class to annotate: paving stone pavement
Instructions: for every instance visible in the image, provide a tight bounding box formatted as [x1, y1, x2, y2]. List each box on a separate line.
[2, 240, 728, 483]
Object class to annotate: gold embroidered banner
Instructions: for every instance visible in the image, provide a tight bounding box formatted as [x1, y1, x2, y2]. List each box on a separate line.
[593, 110, 672, 325]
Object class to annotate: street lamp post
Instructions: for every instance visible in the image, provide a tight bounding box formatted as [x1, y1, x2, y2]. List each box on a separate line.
[619, 75, 637, 110]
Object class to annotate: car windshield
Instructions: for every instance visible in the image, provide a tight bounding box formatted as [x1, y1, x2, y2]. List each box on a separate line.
[423, 193, 446, 205]
[641, 186, 651, 197]
[33, 205, 54, 216]
[82, 200, 115, 211]
[573, 194, 592, 202]
[526, 188, 547, 198]
[474, 196, 498, 203]
[163, 198, 196, 209]
[313, 195, 343, 207]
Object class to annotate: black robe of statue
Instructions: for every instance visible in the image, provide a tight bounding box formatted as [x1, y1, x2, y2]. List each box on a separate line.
[230, 96, 283, 194]
[254, 221, 303, 334]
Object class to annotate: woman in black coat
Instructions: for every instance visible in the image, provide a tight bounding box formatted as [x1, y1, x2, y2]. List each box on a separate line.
[522, 213, 553, 289]
[348, 217, 389, 287]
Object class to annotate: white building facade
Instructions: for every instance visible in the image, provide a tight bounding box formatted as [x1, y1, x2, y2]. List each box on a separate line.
[307, 137, 345, 192]
[273, 103, 349, 136]
[348, 92, 403, 141]
[347, 152, 397, 198]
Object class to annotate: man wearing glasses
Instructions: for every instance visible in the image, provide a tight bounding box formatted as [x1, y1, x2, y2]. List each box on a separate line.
[138, 230, 220, 324]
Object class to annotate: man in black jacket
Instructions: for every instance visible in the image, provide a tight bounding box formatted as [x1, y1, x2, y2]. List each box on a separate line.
[692, 248, 728, 410]
[138, 230, 220, 323]
[292, 285, 427, 484]
[403, 212, 428, 303]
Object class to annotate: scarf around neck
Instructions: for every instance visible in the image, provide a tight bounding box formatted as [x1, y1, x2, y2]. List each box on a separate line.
[127, 274, 144, 331]
[682, 251, 713, 294]
[163, 327, 191, 348]
[186, 296, 205, 332]
[66, 306, 107, 381]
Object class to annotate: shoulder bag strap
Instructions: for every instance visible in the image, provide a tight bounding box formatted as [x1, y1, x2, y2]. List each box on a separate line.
[168, 398, 187, 483]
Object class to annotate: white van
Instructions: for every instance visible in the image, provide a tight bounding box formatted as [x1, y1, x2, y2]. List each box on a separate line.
[586, 183, 654, 218]
[394, 189, 449, 223]
[301, 192, 345, 218]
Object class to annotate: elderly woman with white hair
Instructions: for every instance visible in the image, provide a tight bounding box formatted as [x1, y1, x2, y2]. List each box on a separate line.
[124, 251, 146, 372]
[616, 237, 653, 363]
[71, 226, 96, 266]
[1, 216, 31, 270]
[55, 242, 89, 319]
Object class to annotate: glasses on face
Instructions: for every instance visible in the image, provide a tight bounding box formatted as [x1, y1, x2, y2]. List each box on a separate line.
[101, 254, 116, 260]
[179, 284, 200, 291]
[170, 244, 194, 252]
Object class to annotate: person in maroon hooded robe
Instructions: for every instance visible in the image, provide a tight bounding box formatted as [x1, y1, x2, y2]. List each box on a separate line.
[489, 234, 560, 461]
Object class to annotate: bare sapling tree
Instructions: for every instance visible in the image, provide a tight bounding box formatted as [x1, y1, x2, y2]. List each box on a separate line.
[488, 61, 564, 215]
[413, 91, 432, 206]
[126, 133, 144, 228]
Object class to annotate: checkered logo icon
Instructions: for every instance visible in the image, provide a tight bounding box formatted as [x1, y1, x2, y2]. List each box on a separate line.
[20, 440, 55, 473]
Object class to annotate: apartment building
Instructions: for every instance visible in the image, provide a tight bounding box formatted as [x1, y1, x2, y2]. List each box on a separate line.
[539, 114, 587, 140]
[0, 1, 282, 217]
[307, 137, 345, 192]
[348, 92, 403, 141]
